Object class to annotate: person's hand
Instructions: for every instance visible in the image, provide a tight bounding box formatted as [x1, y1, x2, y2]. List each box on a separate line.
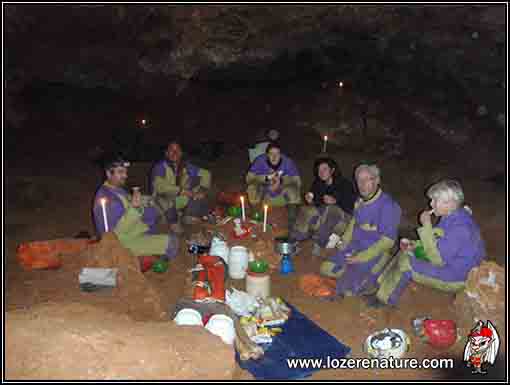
[270, 176, 281, 192]
[419, 209, 433, 226]
[323, 194, 336, 205]
[131, 190, 142, 208]
[345, 254, 362, 264]
[305, 192, 314, 204]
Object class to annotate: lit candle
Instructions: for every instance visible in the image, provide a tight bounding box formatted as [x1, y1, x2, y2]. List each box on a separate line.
[240, 195, 246, 222]
[322, 135, 328, 153]
[338, 81, 343, 88]
[263, 204, 268, 233]
[100, 198, 109, 232]
[141, 119, 147, 126]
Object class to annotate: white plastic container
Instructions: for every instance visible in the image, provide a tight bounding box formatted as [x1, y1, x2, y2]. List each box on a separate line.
[246, 271, 271, 299]
[210, 237, 229, 264]
[205, 314, 236, 345]
[174, 308, 203, 326]
[229, 246, 249, 279]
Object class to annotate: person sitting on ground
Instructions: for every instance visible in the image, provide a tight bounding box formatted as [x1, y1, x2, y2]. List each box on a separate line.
[320, 163, 402, 299]
[290, 157, 358, 257]
[246, 141, 302, 230]
[150, 140, 211, 233]
[248, 128, 280, 164]
[367, 179, 486, 308]
[93, 155, 179, 260]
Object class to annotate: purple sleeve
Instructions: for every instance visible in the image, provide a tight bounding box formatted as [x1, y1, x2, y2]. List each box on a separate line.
[150, 161, 167, 194]
[93, 194, 125, 236]
[186, 163, 200, 178]
[248, 155, 268, 175]
[283, 157, 300, 177]
[377, 198, 401, 241]
[437, 225, 483, 275]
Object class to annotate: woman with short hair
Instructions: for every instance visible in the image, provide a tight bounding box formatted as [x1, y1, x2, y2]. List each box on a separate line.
[370, 179, 486, 308]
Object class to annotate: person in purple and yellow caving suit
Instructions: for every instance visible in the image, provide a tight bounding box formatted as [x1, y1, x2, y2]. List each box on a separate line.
[93, 156, 179, 261]
[150, 140, 211, 234]
[246, 141, 302, 230]
[320, 163, 402, 300]
[366, 179, 486, 308]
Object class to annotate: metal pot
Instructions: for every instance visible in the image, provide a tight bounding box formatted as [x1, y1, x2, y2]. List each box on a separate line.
[274, 237, 298, 255]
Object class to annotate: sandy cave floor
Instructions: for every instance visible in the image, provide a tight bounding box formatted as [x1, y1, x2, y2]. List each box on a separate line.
[4, 95, 507, 380]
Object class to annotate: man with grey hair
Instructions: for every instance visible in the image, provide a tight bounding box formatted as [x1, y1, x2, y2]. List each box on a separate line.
[320, 163, 402, 299]
[370, 179, 485, 308]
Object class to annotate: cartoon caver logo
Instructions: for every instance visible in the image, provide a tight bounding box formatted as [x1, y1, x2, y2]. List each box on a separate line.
[463, 320, 500, 375]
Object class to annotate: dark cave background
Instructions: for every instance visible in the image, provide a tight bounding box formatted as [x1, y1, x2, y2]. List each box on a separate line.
[4, 4, 506, 171]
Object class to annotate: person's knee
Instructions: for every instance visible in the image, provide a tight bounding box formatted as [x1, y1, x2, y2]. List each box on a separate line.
[320, 261, 339, 278]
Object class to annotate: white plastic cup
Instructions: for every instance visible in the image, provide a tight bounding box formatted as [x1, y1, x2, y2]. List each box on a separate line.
[205, 314, 236, 345]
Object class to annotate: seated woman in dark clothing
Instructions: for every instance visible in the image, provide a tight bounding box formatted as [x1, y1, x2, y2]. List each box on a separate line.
[290, 157, 358, 256]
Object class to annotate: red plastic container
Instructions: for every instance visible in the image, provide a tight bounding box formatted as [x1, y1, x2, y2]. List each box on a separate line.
[423, 319, 457, 348]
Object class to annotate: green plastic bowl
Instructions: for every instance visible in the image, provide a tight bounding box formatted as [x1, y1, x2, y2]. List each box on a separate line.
[249, 260, 269, 273]
[152, 260, 169, 273]
[252, 211, 262, 222]
[227, 206, 242, 218]
[413, 242, 429, 261]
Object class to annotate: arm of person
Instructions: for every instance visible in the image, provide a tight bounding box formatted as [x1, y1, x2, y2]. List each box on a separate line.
[417, 223, 470, 267]
[151, 162, 181, 196]
[339, 215, 355, 247]
[351, 200, 401, 263]
[246, 171, 267, 185]
[93, 196, 128, 235]
[281, 175, 301, 188]
[191, 167, 212, 194]
[333, 177, 357, 215]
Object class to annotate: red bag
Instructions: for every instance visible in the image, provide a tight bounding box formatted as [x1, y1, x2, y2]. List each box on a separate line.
[216, 191, 242, 206]
[139, 255, 158, 273]
[192, 255, 226, 301]
[423, 319, 457, 348]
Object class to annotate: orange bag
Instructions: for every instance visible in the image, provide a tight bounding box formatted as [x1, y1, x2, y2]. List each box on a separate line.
[299, 273, 337, 297]
[17, 239, 90, 271]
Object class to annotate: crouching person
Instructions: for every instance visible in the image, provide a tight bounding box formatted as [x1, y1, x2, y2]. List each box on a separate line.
[370, 179, 486, 308]
[290, 157, 357, 256]
[151, 140, 211, 233]
[246, 142, 302, 229]
[93, 156, 179, 260]
[320, 164, 401, 299]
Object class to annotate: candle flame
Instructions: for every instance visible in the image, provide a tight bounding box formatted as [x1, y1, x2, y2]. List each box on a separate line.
[100, 197, 107, 205]
[324, 135, 328, 141]
[141, 119, 147, 125]
[338, 81, 343, 88]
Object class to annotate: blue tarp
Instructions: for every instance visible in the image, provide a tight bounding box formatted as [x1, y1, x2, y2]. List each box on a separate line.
[235, 303, 351, 380]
